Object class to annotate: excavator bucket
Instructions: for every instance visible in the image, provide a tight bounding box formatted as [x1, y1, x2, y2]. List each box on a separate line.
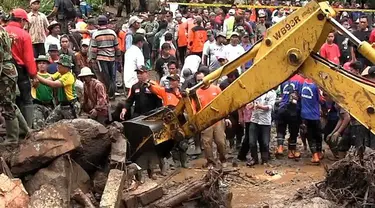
[122, 107, 175, 162]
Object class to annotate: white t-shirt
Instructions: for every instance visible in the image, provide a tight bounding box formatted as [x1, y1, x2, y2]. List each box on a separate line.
[45, 35, 61, 52]
[203, 41, 224, 71]
[124, 45, 144, 88]
[181, 55, 201, 77]
[223, 44, 245, 74]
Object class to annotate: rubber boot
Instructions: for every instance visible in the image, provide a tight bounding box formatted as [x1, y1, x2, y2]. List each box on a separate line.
[311, 153, 320, 164]
[3, 117, 20, 145]
[21, 104, 34, 129]
[180, 151, 189, 168]
[16, 108, 30, 138]
[318, 151, 324, 160]
[288, 150, 301, 159]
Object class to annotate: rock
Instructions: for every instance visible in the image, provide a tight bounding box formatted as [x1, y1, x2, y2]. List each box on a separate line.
[69, 119, 112, 173]
[137, 186, 164, 206]
[93, 171, 108, 194]
[100, 169, 125, 208]
[10, 123, 81, 176]
[28, 184, 64, 208]
[273, 197, 337, 208]
[25, 156, 91, 207]
[0, 173, 29, 208]
[109, 128, 127, 165]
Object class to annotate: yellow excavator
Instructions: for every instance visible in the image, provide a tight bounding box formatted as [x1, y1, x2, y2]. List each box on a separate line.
[123, 0, 375, 162]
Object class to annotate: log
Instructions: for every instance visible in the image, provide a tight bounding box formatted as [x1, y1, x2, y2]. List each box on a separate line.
[154, 179, 210, 207]
[72, 188, 96, 208]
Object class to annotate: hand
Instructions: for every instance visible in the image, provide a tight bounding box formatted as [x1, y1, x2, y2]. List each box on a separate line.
[89, 109, 97, 118]
[246, 103, 253, 110]
[31, 78, 39, 88]
[331, 132, 341, 143]
[224, 119, 232, 128]
[120, 108, 127, 120]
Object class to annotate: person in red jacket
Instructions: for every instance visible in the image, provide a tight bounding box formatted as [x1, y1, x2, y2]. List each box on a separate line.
[5, 8, 37, 128]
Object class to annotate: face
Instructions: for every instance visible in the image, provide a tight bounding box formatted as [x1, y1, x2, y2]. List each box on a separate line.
[52, 25, 61, 34]
[58, 64, 70, 74]
[37, 61, 48, 72]
[342, 21, 350, 29]
[162, 47, 170, 56]
[210, 15, 215, 21]
[166, 13, 172, 21]
[31, 1, 40, 10]
[259, 17, 265, 23]
[176, 17, 182, 23]
[196, 73, 204, 82]
[60, 37, 70, 49]
[168, 64, 177, 74]
[242, 35, 249, 43]
[133, 21, 141, 29]
[359, 18, 368, 30]
[82, 76, 91, 83]
[203, 10, 209, 16]
[327, 33, 334, 43]
[169, 80, 179, 88]
[244, 12, 250, 20]
[49, 50, 59, 59]
[230, 35, 239, 45]
[136, 71, 148, 81]
[81, 45, 89, 54]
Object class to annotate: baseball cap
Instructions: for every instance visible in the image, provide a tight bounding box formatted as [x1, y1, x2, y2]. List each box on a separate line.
[242, 32, 249, 37]
[47, 21, 61, 31]
[97, 15, 108, 26]
[216, 32, 226, 39]
[35, 55, 49, 63]
[175, 13, 182, 18]
[136, 28, 146, 35]
[167, 74, 180, 81]
[228, 9, 236, 15]
[230, 32, 240, 38]
[128, 16, 143, 26]
[81, 39, 90, 46]
[258, 10, 266, 17]
[135, 66, 147, 73]
[30, 0, 40, 5]
[11, 8, 28, 22]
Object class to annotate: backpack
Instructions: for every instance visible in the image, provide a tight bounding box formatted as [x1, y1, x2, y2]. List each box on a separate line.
[62, 0, 77, 20]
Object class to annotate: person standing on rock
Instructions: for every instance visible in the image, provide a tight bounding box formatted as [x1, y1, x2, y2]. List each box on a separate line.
[32, 55, 54, 130]
[78, 67, 109, 125]
[0, 26, 29, 145]
[36, 54, 80, 124]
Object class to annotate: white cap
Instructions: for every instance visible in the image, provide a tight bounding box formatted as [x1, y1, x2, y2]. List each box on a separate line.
[228, 9, 236, 15]
[81, 39, 90, 46]
[136, 28, 146, 35]
[78, 67, 95, 77]
[258, 9, 266, 17]
[230, 31, 240, 38]
[128, 16, 143, 26]
[30, 0, 40, 5]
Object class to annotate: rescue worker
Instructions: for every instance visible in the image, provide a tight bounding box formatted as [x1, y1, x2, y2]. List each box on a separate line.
[255, 10, 267, 41]
[79, 67, 109, 124]
[119, 66, 162, 120]
[187, 16, 207, 57]
[223, 9, 236, 40]
[0, 26, 29, 144]
[176, 13, 188, 65]
[32, 55, 54, 130]
[75, 39, 90, 70]
[196, 72, 227, 168]
[125, 16, 143, 50]
[60, 35, 79, 76]
[6, 8, 37, 128]
[146, 74, 188, 169]
[275, 74, 305, 159]
[36, 54, 80, 124]
[159, 60, 184, 88]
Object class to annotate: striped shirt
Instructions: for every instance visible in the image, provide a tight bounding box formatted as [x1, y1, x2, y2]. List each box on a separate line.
[91, 28, 121, 61]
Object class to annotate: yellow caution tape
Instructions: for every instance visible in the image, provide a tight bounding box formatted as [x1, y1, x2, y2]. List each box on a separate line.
[168, 2, 375, 12]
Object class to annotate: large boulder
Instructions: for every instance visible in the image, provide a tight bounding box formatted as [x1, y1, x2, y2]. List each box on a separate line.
[25, 156, 91, 207]
[10, 123, 81, 176]
[0, 173, 29, 208]
[69, 119, 112, 173]
[28, 184, 64, 208]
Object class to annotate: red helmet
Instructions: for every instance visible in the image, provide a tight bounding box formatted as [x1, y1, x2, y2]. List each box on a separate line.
[11, 8, 29, 22]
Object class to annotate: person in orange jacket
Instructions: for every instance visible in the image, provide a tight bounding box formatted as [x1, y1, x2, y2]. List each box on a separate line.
[146, 74, 189, 168]
[188, 16, 207, 57]
[176, 14, 188, 65]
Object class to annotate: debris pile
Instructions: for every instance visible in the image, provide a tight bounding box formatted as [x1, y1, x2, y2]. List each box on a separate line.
[288, 148, 375, 207]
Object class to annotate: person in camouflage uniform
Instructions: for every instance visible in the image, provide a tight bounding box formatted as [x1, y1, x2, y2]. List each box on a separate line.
[32, 55, 54, 130]
[0, 26, 29, 144]
[37, 54, 80, 124]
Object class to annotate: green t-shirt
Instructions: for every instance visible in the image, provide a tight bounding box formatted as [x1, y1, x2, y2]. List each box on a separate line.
[34, 72, 53, 103]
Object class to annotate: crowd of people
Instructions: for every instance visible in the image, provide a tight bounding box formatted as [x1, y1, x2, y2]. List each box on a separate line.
[0, 0, 375, 179]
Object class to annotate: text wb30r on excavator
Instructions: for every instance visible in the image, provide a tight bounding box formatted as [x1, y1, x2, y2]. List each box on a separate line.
[123, 0, 375, 165]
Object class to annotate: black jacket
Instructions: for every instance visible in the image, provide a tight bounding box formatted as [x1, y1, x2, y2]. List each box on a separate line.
[125, 81, 163, 117]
